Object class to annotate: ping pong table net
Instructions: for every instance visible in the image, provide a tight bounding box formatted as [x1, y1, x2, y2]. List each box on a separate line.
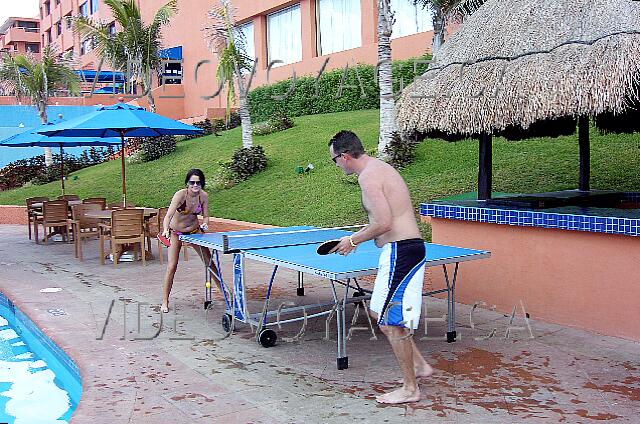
[221, 227, 356, 252]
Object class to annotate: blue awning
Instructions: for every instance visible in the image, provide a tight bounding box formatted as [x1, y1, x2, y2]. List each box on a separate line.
[159, 46, 182, 61]
[74, 70, 125, 83]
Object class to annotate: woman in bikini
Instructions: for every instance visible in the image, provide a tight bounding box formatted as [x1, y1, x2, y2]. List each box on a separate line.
[161, 169, 219, 313]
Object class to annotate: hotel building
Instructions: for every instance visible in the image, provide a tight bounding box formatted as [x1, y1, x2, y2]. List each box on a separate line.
[33, 0, 436, 120]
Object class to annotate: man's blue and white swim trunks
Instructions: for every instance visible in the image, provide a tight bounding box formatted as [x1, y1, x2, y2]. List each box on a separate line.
[370, 238, 426, 329]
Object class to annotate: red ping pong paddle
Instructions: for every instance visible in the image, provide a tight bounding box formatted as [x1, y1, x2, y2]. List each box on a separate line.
[316, 239, 340, 255]
[157, 233, 171, 248]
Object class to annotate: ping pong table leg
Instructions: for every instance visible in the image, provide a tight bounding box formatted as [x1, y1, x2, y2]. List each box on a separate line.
[336, 278, 351, 370]
[443, 263, 460, 343]
[297, 272, 305, 296]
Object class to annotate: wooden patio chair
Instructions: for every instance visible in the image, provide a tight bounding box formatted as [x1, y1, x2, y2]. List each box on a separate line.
[69, 203, 101, 261]
[83, 197, 107, 209]
[35, 200, 71, 245]
[26, 196, 49, 240]
[57, 194, 80, 200]
[100, 208, 145, 267]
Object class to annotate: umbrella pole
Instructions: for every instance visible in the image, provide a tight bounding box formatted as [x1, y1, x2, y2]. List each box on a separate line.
[60, 145, 65, 196]
[120, 132, 126, 206]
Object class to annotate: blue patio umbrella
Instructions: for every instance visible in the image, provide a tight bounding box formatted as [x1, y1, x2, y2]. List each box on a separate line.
[37, 102, 203, 205]
[1, 121, 121, 195]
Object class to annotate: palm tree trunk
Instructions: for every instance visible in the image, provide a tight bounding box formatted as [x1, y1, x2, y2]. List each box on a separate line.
[238, 94, 253, 149]
[236, 74, 253, 149]
[432, 6, 446, 56]
[146, 88, 156, 113]
[38, 103, 53, 167]
[377, 0, 395, 160]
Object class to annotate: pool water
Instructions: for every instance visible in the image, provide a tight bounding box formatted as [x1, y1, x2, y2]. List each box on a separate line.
[0, 297, 82, 424]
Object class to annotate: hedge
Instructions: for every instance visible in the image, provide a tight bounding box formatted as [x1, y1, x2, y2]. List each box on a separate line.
[248, 55, 431, 123]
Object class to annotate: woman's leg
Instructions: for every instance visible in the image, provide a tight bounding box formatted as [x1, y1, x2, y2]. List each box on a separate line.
[193, 245, 221, 285]
[161, 232, 182, 313]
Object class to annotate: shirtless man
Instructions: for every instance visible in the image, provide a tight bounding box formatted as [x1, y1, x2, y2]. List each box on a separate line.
[328, 130, 433, 404]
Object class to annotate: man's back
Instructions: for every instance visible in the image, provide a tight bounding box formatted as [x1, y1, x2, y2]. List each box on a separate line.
[359, 157, 421, 247]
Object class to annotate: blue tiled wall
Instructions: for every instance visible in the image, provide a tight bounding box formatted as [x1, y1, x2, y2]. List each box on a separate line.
[420, 203, 640, 237]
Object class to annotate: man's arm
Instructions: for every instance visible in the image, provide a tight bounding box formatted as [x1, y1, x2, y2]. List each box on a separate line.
[331, 177, 392, 255]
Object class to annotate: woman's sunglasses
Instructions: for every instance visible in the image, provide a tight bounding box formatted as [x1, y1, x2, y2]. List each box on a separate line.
[187, 180, 202, 186]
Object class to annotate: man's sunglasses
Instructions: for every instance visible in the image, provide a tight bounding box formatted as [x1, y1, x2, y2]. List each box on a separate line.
[331, 150, 348, 163]
[187, 180, 202, 186]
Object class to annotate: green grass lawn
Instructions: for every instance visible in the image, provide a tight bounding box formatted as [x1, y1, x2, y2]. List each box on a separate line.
[2, 109, 639, 240]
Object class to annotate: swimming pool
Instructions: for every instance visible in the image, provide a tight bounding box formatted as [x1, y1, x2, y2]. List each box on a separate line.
[0, 292, 82, 424]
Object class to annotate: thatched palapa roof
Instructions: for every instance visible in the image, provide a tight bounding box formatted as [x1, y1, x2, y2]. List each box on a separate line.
[396, 0, 640, 138]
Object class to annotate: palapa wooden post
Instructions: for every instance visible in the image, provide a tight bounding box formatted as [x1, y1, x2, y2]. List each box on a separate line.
[478, 133, 493, 200]
[578, 115, 590, 191]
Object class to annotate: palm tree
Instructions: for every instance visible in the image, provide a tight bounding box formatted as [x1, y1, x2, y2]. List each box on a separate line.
[205, 0, 254, 149]
[376, 0, 396, 159]
[0, 47, 80, 166]
[73, 0, 178, 112]
[414, 0, 485, 55]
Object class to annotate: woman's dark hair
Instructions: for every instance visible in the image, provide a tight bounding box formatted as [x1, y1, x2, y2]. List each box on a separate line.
[185, 168, 206, 188]
[328, 130, 365, 158]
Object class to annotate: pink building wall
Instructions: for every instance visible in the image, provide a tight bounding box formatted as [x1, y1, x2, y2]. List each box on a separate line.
[137, 0, 436, 120]
[427, 218, 640, 341]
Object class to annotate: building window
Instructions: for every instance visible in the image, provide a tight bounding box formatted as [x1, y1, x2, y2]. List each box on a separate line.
[45, 30, 51, 44]
[44, 2, 51, 16]
[108, 22, 116, 36]
[13, 44, 18, 51]
[80, 2, 89, 17]
[65, 14, 72, 29]
[26, 43, 40, 54]
[80, 38, 91, 55]
[91, 0, 99, 14]
[317, 0, 361, 55]
[392, 0, 433, 39]
[235, 21, 255, 63]
[55, 0, 60, 5]
[56, 20, 62, 37]
[267, 5, 302, 66]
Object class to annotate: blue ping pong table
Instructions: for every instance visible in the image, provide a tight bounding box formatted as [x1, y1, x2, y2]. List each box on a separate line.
[180, 226, 490, 370]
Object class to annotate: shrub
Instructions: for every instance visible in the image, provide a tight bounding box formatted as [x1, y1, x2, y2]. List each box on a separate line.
[184, 118, 214, 140]
[253, 109, 295, 136]
[384, 132, 421, 169]
[226, 111, 241, 130]
[0, 148, 114, 191]
[248, 55, 431, 122]
[0, 156, 45, 191]
[229, 145, 268, 181]
[128, 135, 177, 162]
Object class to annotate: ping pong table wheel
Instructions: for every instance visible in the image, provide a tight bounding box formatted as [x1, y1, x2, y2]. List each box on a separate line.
[259, 329, 277, 348]
[446, 331, 457, 343]
[222, 314, 232, 333]
[337, 357, 349, 370]
[204, 300, 212, 310]
[297, 287, 305, 296]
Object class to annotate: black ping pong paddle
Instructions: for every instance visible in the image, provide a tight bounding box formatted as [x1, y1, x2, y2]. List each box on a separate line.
[316, 239, 340, 255]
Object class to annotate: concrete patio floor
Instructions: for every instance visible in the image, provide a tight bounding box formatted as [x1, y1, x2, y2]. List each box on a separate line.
[0, 223, 638, 423]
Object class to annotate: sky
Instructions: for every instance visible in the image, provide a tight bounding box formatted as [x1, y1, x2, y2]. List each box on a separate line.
[0, 0, 40, 25]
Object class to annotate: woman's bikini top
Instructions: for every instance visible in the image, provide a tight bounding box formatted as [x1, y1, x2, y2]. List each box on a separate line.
[176, 192, 203, 216]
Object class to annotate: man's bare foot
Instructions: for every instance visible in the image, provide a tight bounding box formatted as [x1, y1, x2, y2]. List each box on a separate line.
[398, 363, 434, 383]
[161, 303, 169, 313]
[415, 363, 434, 379]
[376, 386, 421, 404]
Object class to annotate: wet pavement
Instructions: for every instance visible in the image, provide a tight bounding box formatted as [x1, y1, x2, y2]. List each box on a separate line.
[0, 224, 638, 423]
